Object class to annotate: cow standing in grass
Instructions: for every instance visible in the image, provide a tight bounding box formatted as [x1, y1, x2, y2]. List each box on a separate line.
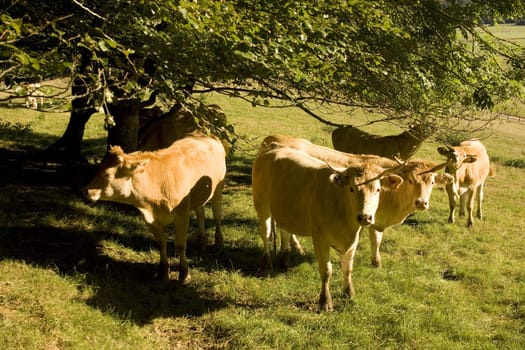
[260, 134, 453, 268]
[84, 134, 226, 282]
[331, 124, 431, 161]
[437, 139, 493, 227]
[252, 145, 403, 311]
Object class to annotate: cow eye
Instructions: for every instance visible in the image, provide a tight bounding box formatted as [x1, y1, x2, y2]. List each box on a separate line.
[408, 179, 414, 184]
[376, 188, 381, 192]
[350, 187, 355, 193]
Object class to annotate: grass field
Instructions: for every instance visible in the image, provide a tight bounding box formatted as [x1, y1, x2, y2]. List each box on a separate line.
[0, 89, 524, 349]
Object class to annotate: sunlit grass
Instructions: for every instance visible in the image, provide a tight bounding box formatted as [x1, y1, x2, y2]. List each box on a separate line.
[0, 86, 524, 349]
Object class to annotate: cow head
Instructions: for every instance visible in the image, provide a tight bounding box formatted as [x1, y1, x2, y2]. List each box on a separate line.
[396, 161, 454, 210]
[83, 146, 149, 203]
[329, 163, 403, 226]
[437, 145, 477, 170]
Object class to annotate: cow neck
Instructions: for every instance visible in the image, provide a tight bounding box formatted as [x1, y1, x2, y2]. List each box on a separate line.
[373, 187, 415, 231]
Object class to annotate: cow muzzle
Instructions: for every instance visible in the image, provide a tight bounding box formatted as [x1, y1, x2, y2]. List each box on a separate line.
[82, 188, 101, 203]
[415, 198, 429, 210]
[357, 213, 374, 226]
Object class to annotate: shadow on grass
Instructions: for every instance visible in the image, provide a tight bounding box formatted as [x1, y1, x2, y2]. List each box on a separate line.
[0, 135, 310, 324]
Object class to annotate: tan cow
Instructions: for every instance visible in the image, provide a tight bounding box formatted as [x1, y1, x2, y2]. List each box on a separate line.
[252, 145, 403, 310]
[331, 124, 431, 160]
[437, 139, 492, 227]
[84, 134, 227, 283]
[262, 134, 453, 268]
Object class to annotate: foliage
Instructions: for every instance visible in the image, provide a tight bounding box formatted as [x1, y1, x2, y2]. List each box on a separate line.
[1, 0, 525, 128]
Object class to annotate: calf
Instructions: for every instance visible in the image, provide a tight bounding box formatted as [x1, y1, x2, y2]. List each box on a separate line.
[84, 134, 226, 282]
[437, 139, 491, 227]
[252, 145, 403, 310]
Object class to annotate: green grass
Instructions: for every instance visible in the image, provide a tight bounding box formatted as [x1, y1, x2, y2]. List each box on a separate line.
[1, 92, 525, 349]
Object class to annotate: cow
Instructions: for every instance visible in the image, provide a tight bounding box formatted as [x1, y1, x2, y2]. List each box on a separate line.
[261, 134, 454, 268]
[437, 139, 492, 227]
[138, 104, 228, 152]
[252, 145, 404, 311]
[25, 83, 44, 109]
[331, 124, 432, 161]
[83, 134, 227, 283]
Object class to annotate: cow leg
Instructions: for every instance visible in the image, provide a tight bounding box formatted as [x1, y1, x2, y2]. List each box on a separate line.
[149, 225, 170, 281]
[312, 237, 333, 312]
[290, 234, 305, 256]
[445, 183, 458, 223]
[476, 183, 484, 220]
[174, 212, 191, 284]
[368, 227, 383, 268]
[258, 217, 273, 271]
[340, 232, 360, 301]
[459, 191, 467, 217]
[210, 183, 224, 248]
[466, 188, 475, 228]
[194, 206, 207, 252]
[278, 229, 291, 268]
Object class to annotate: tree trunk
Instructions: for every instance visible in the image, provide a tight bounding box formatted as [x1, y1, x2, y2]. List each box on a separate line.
[106, 99, 140, 153]
[44, 76, 96, 160]
[45, 50, 96, 161]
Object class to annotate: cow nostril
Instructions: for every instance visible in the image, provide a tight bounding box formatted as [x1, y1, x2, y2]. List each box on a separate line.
[415, 199, 428, 208]
[357, 214, 373, 224]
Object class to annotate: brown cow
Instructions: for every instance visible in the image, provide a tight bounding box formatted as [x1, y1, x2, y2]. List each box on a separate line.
[262, 134, 453, 268]
[84, 134, 226, 282]
[437, 139, 492, 227]
[331, 124, 431, 160]
[252, 145, 403, 310]
[138, 104, 228, 152]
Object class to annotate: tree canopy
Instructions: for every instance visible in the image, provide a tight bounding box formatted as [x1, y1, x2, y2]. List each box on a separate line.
[2, 0, 525, 150]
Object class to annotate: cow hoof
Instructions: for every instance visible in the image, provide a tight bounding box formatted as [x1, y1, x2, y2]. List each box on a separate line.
[261, 254, 273, 272]
[371, 260, 382, 268]
[197, 240, 208, 255]
[178, 265, 191, 285]
[343, 286, 356, 300]
[319, 299, 333, 312]
[277, 251, 291, 270]
[214, 232, 224, 249]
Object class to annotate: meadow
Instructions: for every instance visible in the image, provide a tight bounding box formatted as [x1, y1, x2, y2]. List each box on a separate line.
[0, 86, 524, 349]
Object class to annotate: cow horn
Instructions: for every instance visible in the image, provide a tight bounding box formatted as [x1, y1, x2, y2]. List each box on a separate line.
[417, 160, 451, 175]
[356, 162, 405, 186]
[393, 154, 406, 166]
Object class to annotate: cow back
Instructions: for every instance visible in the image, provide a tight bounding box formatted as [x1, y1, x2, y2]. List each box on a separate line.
[331, 125, 425, 160]
[262, 134, 396, 168]
[133, 135, 226, 210]
[454, 140, 490, 186]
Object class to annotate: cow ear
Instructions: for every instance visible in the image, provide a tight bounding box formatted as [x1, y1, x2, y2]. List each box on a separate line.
[129, 159, 149, 173]
[329, 172, 349, 187]
[435, 173, 454, 186]
[464, 155, 477, 163]
[380, 174, 403, 192]
[437, 146, 450, 156]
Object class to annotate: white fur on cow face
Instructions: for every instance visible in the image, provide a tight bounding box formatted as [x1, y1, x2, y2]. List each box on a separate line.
[403, 172, 435, 210]
[330, 166, 393, 226]
[84, 155, 142, 203]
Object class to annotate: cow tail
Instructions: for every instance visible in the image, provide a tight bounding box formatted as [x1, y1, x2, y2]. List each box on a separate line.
[271, 219, 277, 258]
